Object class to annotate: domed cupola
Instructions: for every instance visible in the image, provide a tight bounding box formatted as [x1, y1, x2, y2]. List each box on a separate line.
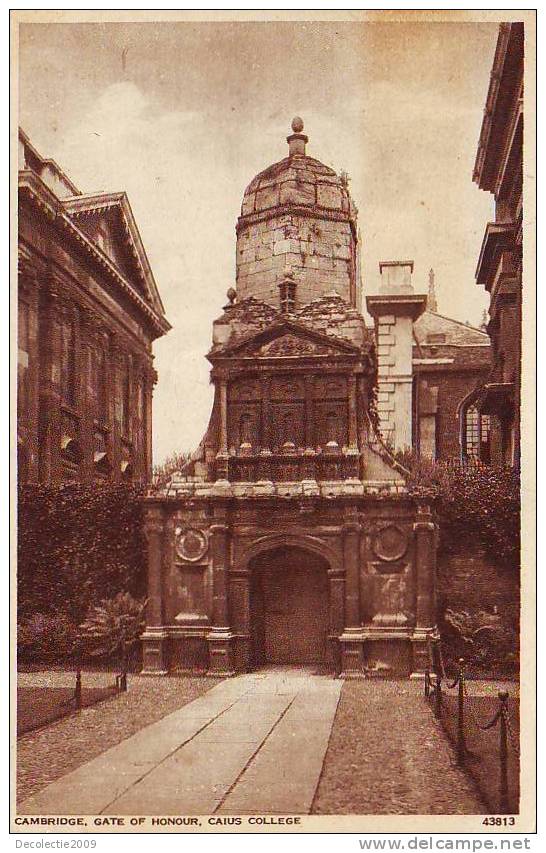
[236, 118, 361, 311]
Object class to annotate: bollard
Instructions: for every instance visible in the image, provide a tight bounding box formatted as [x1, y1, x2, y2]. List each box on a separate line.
[498, 691, 510, 814]
[425, 670, 430, 698]
[457, 658, 466, 764]
[74, 668, 82, 711]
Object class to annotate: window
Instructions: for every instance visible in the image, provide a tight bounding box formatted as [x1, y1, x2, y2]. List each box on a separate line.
[464, 406, 480, 460]
[88, 344, 107, 423]
[463, 406, 491, 463]
[279, 280, 296, 314]
[60, 316, 76, 407]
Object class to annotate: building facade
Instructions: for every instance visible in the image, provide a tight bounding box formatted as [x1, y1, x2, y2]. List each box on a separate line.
[367, 266, 491, 462]
[473, 22, 523, 467]
[18, 129, 170, 484]
[142, 120, 438, 679]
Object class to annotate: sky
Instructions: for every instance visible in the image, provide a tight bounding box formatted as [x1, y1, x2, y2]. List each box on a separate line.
[18, 19, 497, 465]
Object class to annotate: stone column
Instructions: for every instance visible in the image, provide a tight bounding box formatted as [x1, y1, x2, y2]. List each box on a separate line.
[141, 506, 168, 675]
[143, 365, 156, 483]
[207, 520, 235, 675]
[261, 375, 271, 450]
[216, 375, 229, 480]
[78, 309, 95, 482]
[347, 372, 358, 449]
[304, 375, 314, 448]
[411, 503, 438, 675]
[110, 337, 125, 484]
[38, 273, 63, 483]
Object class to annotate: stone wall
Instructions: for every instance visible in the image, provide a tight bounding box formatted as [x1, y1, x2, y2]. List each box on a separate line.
[236, 212, 356, 309]
[437, 543, 519, 670]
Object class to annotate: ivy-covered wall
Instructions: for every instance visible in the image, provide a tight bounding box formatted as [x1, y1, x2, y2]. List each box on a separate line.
[403, 459, 521, 673]
[17, 483, 147, 623]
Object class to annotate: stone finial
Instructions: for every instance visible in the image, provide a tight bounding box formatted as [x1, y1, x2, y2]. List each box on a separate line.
[428, 268, 438, 313]
[287, 116, 308, 158]
[226, 287, 236, 305]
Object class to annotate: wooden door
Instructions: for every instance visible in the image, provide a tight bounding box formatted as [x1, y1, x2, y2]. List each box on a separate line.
[259, 560, 329, 664]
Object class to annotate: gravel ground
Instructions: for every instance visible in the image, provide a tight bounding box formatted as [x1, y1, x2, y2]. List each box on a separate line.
[17, 673, 220, 805]
[312, 679, 485, 815]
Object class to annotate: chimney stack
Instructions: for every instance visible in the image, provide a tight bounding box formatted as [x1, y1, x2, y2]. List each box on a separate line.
[379, 260, 414, 294]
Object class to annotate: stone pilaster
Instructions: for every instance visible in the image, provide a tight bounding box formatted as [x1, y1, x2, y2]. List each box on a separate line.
[141, 507, 168, 675]
[340, 517, 366, 676]
[411, 503, 439, 675]
[207, 520, 235, 675]
[17, 255, 41, 483]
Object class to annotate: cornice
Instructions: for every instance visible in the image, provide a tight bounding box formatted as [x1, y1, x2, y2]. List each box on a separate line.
[19, 172, 171, 339]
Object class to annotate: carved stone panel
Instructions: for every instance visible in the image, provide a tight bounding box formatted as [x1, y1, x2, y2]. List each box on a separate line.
[367, 560, 415, 627]
[172, 563, 212, 622]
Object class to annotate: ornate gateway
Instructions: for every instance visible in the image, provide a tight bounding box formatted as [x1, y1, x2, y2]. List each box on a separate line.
[142, 120, 438, 677]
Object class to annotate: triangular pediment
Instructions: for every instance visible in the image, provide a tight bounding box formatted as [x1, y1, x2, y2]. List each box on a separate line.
[211, 317, 360, 361]
[62, 192, 165, 316]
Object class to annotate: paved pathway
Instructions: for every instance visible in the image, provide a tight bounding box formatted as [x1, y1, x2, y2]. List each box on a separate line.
[19, 668, 342, 816]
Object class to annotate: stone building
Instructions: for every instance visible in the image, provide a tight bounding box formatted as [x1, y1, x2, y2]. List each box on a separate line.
[367, 266, 491, 462]
[473, 22, 523, 467]
[17, 129, 170, 484]
[142, 119, 438, 678]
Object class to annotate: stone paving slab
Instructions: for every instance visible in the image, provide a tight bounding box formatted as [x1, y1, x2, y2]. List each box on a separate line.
[19, 669, 340, 816]
[218, 682, 342, 814]
[19, 675, 253, 815]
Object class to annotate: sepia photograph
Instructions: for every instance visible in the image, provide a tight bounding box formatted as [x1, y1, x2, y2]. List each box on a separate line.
[11, 9, 536, 836]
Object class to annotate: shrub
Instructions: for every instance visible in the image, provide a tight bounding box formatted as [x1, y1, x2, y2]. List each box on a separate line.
[398, 454, 520, 572]
[18, 613, 78, 663]
[78, 592, 147, 663]
[153, 450, 193, 487]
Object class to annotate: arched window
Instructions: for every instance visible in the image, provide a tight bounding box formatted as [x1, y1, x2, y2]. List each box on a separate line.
[465, 405, 480, 460]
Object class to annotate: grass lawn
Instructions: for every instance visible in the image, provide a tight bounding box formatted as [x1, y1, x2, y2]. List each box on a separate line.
[17, 685, 118, 736]
[439, 694, 520, 814]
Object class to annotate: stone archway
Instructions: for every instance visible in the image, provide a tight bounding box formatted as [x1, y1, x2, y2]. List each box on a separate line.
[249, 545, 330, 667]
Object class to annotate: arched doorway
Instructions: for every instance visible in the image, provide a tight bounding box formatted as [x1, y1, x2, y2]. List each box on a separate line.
[249, 546, 330, 666]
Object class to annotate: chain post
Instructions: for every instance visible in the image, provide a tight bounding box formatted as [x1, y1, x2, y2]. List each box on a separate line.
[74, 667, 82, 710]
[457, 657, 466, 764]
[434, 675, 442, 718]
[425, 670, 430, 698]
[498, 691, 510, 814]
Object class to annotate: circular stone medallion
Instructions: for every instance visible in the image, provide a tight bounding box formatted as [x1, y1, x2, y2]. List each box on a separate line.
[373, 524, 408, 563]
[175, 528, 208, 562]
